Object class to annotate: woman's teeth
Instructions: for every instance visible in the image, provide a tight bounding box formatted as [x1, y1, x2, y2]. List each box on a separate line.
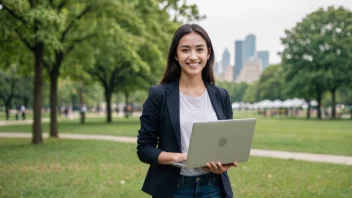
[188, 63, 199, 67]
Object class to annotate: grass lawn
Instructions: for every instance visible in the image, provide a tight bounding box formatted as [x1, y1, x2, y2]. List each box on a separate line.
[0, 111, 351, 156]
[0, 112, 50, 121]
[0, 138, 351, 198]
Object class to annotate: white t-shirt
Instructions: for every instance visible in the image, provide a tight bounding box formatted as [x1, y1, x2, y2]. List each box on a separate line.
[179, 89, 218, 176]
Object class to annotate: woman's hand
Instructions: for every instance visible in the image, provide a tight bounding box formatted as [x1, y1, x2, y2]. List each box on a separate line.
[158, 152, 187, 164]
[202, 161, 238, 174]
[174, 153, 188, 162]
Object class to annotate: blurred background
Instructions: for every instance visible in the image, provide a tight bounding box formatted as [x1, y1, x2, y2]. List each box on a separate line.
[0, 0, 351, 197]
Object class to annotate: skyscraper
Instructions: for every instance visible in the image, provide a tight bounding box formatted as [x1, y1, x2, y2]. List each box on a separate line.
[257, 51, 269, 70]
[214, 62, 221, 76]
[244, 34, 256, 61]
[234, 40, 244, 81]
[221, 48, 230, 73]
[236, 57, 262, 83]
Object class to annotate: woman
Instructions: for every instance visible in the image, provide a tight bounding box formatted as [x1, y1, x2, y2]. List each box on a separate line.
[137, 24, 237, 198]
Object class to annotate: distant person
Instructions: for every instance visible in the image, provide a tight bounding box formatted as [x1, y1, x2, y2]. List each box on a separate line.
[20, 105, 26, 120]
[64, 107, 69, 118]
[124, 104, 132, 118]
[137, 24, 237, 198]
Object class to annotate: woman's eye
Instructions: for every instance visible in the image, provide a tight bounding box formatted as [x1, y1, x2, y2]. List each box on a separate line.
[197, 48, 204, 52]
[181, 49, 188, 52]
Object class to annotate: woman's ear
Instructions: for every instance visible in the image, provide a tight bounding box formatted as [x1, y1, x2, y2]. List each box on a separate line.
[175, 57, 178, 61]
[207, 49, 211, 60]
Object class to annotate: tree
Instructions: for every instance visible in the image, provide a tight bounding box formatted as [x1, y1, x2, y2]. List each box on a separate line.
[257, 64, 286, 101]
[216, 81, 248, 103]
[40, 1, 101, 137]
[85, 35, 151, 122]
[314, 7, 352, 119]
[282, 6, 352, 119]
[336, 85, 352, 119]
[158, 0, 205, 22]
[243, 81, 259, 103]
[0, 0, 55, 143]
[0, 68, 19, 120]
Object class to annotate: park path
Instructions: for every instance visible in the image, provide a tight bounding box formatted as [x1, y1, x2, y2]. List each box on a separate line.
[0, 112, 142, 126]
[0, 132, 351, 166]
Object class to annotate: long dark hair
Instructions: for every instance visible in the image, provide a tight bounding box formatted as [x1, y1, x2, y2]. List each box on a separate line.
[160, 24, 215, 84]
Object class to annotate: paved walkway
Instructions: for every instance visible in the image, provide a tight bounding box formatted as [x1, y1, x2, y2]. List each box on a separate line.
[0, 132, 351, 166]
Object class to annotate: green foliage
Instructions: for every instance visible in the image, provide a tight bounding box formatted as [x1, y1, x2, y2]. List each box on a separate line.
[158, 0, 205, 22]
[0, 66, 33, 107]
[217, 81, 249, 102]
[243, 81, 259, 103]
[57, 78, 103, 107]
[281, 6, 352, 118]
[257, 64, 286, 101]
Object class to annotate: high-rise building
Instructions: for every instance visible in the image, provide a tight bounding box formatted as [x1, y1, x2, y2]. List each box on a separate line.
[221, 48, 230, 73]
[234, 40, 244, 81]
[214, 62, 221, 76]
[218, 65, 233, 82]
[236, 57, 262, 84]
[257, 51, 269, 70]
[244, 34, 256, 61]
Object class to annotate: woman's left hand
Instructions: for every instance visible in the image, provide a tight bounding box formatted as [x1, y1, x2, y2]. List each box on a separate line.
[202, 161, 238, 174]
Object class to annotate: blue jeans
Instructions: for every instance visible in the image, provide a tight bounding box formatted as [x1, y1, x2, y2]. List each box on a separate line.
[173, 173, 225, 198]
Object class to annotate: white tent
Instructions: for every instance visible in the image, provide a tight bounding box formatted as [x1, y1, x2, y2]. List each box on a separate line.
[272, 100, 283, 108]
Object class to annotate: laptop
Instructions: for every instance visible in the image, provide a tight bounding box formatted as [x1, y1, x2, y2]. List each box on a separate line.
[172, 118, 256, 169]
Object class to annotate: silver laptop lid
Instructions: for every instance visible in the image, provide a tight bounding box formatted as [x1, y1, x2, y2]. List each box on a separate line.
[185, 118, 256, 168]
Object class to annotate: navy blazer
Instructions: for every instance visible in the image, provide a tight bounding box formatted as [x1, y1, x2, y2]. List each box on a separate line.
[137, 80, 234, 198]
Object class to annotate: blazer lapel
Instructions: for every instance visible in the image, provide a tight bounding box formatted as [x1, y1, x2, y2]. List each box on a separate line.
[205, 82, 225, 120]
[166, 81, 182, 150]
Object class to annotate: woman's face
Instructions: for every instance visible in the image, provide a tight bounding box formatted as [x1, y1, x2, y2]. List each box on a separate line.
[175, 32, 210, 79]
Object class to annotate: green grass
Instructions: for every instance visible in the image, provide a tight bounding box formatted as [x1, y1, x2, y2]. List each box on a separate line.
[0, 138, 351, 198]
[0, 112, 50, 121]
[1, 112, 351, 156]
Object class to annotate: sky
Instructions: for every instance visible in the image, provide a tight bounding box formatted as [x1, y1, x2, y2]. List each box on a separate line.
[187, 0, 352, 65]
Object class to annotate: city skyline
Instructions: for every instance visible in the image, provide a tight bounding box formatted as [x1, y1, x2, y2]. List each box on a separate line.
[188, 0, 352, 65]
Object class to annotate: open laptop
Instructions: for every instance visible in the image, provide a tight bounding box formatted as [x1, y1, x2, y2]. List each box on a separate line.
[172, 118, 256, 169]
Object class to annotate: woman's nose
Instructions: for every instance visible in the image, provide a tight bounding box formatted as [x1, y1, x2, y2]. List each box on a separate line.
[189, 50, 197, 60]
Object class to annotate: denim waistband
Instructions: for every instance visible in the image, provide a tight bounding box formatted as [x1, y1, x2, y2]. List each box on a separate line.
[178, 173, 222, 186]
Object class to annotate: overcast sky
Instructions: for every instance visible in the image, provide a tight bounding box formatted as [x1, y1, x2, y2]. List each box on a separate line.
[187, 0, 352, 65]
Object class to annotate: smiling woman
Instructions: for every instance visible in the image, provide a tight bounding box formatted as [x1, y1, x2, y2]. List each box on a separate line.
[137, 24, 236, 198]
[175, 32, 210, 80]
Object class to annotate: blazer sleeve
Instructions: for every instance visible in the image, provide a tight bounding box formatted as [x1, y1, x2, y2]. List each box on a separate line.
[224, 89, 233, 120]
[137, 86, 163, 166]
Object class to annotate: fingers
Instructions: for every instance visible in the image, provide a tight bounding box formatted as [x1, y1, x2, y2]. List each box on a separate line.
[205, 161, 238, 174]
[201, 166, 210, 171]
[205, 162, 227, 174]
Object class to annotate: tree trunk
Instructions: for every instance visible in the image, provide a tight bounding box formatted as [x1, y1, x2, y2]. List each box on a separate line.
[5, 103, 10, 121]
[49, 71, 59, 137]
[105, 89, 112, 123]
[79, 85, 85, 124]
[305, 100, 311, 119]
[124, 91, 129, 107]
[32, 43, 44, 144]
[316, 88, 322, 120]
[124, 91, 130, 118]
[350, 109, 352, 120]
[330, 89, 336, 119]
